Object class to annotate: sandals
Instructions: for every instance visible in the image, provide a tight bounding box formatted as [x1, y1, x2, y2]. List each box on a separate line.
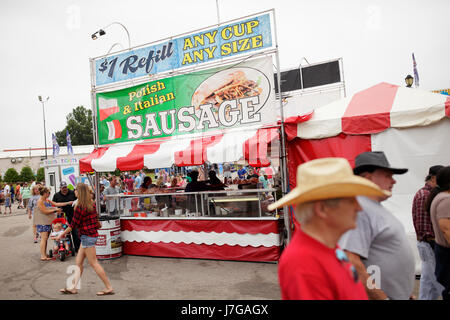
[60, 288, 78, 294]
[96, 290, 115, 296]
[40, 257, 52, 261]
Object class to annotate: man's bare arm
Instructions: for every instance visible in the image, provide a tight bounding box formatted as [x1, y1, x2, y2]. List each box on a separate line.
[345, 250, 389, 300]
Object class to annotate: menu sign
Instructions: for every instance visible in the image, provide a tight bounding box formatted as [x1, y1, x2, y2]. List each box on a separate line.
[94, 13, 273, 86]
[96, 56, 276, 145]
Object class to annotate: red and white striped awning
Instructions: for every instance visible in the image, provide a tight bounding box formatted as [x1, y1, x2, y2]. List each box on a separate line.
[290, 82, 450, 140]
[80, 127, 279, 173]
[121, 218, 282, 262]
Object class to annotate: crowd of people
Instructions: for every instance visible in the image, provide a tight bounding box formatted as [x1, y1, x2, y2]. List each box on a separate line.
[0, 180, 36, 215]
[97, 166, 278, 217]
[270, 151, 450, 300]
[96, 165, 276, 196]
[3, 155, 448, 300]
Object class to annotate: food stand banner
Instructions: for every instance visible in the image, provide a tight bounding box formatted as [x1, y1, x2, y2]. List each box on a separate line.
[96, 56, 276, 145]
[94, 13, 273, 86]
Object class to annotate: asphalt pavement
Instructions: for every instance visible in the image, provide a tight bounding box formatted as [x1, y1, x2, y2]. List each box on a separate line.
[0, 204, 280, 300]
[0, 204, 420, 301]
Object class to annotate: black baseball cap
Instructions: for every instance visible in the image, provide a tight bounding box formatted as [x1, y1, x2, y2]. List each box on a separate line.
[426, 165, 444, 181]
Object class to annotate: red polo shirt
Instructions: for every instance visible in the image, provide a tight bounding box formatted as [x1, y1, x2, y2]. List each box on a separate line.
[278, 228, 368, 300]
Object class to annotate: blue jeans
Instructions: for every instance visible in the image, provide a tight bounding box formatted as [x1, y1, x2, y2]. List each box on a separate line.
[435, 243, 450, 300]
[80, 235, 98, 248]
[417, 241, 444, 300]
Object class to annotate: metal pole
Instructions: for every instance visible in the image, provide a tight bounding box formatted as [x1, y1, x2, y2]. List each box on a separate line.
[40, 98, 49, 159]
[272, 9, 291, 243]
[216, 0, 220, 25]
[339, 58, 347, 98]
[89, 57, 101, 215]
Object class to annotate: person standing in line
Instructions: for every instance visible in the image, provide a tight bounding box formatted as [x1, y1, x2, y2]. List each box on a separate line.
[52, 181, 79, 252]
[101, 176, 110, 188]
[339, 151, 416, 300]
[27, 185, 41, 243]
[124, 174, 134, 192]
[133, 172, 142, 191]
[10, 184, 14, 205]
[19, 183, 26, 209]
[425, 166, 450, 300]
[15, 184, 21, 207]
[268, 158, 389, 300]
[103, 177, 121, 216]
[21, 182, 32, 210]
[237, 166, 247, 179]
[30, 178, 36, 190]
[0, 184, 4, 214]
[57, 183, 114, 296]
[412, 165, 445, 299]
[246, 167, 259, 180]
[223, 163, 232, 181]
[4, 184, 12, 215]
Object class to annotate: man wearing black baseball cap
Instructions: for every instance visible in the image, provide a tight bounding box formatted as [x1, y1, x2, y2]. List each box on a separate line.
[412, 165, 444, 299]
[339, 151, 415, 300]
[53, 181, 79, 252]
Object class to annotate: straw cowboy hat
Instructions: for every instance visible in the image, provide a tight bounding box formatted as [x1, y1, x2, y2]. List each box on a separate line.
[268, 158, 390, 210]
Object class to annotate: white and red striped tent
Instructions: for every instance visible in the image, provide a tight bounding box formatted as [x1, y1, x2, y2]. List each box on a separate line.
[285, 82, 450, 273]
[80, 127, 279, 173]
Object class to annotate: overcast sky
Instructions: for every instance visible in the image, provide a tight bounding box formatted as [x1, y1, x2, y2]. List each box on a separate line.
[0, 0, 448, 151]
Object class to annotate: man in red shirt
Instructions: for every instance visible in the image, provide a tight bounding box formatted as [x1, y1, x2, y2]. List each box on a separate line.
[268, 158, 389, 300]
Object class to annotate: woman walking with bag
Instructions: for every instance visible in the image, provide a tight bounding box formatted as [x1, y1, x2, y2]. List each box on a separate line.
[56, 183, 114, 296]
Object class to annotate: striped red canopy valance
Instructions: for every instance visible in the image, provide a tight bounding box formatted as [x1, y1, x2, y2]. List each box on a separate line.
[80, 127, 279, 173]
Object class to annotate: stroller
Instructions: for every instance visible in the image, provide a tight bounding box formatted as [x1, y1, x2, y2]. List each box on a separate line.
[48, 217, 75, 261]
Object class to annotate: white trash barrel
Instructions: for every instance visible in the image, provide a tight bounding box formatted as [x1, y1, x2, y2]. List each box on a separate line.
[96, 216, 122, 260]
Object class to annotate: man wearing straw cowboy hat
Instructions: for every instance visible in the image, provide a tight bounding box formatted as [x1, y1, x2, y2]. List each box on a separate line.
[339, 151, 416, 300]
[269, 157, 389, 300]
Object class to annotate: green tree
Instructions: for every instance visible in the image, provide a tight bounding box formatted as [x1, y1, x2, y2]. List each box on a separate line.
[36, 167, 45, 182]
[55, 106, 93, 146]
[19, 166, 35, 182]
[4, 168, 20, 183]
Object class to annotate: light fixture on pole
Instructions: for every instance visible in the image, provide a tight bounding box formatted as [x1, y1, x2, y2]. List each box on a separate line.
[405, 74, 414, 88]
[91, 29, 105, 40]
[38, 95, 49, 159]
[91, 22, 131, 49]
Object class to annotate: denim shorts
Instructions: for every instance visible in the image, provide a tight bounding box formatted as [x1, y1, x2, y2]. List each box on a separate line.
[36, 225, 52, 233]
[80, 235, 98, 248]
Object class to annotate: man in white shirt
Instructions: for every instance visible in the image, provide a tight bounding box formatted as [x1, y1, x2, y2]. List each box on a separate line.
[339, 151, 415, 300]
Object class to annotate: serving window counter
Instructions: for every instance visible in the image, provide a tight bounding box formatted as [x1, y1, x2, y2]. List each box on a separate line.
[104, 189, 284, 262]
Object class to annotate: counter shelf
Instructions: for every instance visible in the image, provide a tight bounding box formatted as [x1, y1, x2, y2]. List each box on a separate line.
[103, 189, 284, 262]
[103, 188, 280, 219]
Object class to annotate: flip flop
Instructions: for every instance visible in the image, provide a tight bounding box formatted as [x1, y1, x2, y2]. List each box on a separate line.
[60, 288, 78, 294]
[40, 257, 52, 261]
[96, 290, 115, 296]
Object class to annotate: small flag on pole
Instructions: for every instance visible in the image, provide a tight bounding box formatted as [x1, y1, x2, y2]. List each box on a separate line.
[52, 133, 60, 158]
[66, 129, 74, 155]
[412, 53, 419, 88]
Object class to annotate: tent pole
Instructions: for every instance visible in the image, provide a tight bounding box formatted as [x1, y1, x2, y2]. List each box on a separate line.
[89, 57, 101, 216]
[272, 9, 291, 244]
